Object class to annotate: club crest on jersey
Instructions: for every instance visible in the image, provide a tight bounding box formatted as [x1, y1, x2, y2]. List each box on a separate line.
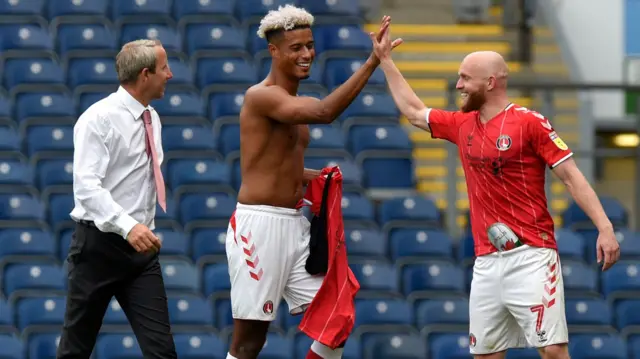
[496, 135, 512, 151]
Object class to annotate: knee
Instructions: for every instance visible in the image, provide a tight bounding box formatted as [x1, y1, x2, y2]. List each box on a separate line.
[539, 343, 570, 359]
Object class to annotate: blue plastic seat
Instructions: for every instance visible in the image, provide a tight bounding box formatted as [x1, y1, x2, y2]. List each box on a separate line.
[217, 124, 240, 160]
[179, 194, 235, 229]
[173, 333, 226, 359]
[0, 194, 45, 222]
[111, 0, 171, 20]
[3, 263, 65, 298]
[196, 57, 257, 88]
[366, 334, 427, 359]
[0, 25, 53, 52]
[0, 160, 35, 188]
[47, 193, 75, 229]
[341, 193, 375, 224]
[361, 156, 415, 189]
[614, 299, 640, 330]
[48, 0, 109, 18]
[348, 125, 411, 155]
[563, 196, 627, 229]
[36, 159, 73, 190]
[354, 299, 413, 327]
[185, 24, 246, 56]
[173, 0, 233, 21]
[67, 57, 118, 88]
[349, 262, 399, 294]
[160, 259, 199, 293]
[297, 0, 361, 18]
[167, 296, 214, 326]
[565, 298, 612, 327]
[615, 229, 640, 259]
[165, 59, 194, 86]
[257, 333, 291, 359]
[153, 93, 205, 118]
[202, 263, 231, 298]
[103, 298, 128, 325]
[58, 230, 73, 261]
[379, 196, 440, 229]
[555, 228, 586, 261]
[16, 296, 66, 331]
[119, 24, 181, 52]
[28, 333, 60, 359]
[401, 261, 465, 297]
[155, 230, 188, 256]
[389, 229, 454, 261]
[0, 229, 56, 259]
[56, 24, 116, 56]
[0, 334, 23, 359]
[341, 92, 399, 121]
[0, 95, 12, 123]
[560, 259, 598, 295]
[344, 228, 386, 258]
[505, 348, 540, 359]
[235, 0, 290, 22]
[308, 125, 346, 150]
[0, 0, 45, 16]
[0, 298, 13, 329]
[26, 125, 74, 158]
[568, 334, 626, 359]
[167, 159, 231, 193]
[191, 227, 228, 264]
[95, 333, 142, 359]
[3, 58, 65, 90]
[162, 126, 217, 154]
[416, 298, 469, 329]
[15, 92, 75, 124]
[601, 261, 640, 298]
[208, 92, 244, 122]
[213, 297, 233, 329]
[316, 25, 372, 55]
[324, 58, 385, 89]
[428, 332, 470, 359]
[78, 91, 110, 113]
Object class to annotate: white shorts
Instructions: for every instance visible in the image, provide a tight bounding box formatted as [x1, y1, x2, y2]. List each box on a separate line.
[225, 203, 324, 321]
[469, 245, 569, 354]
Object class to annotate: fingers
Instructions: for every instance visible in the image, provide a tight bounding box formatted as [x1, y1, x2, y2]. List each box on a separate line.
[596, 242, 603, 265]
[391, 38, 404, 49]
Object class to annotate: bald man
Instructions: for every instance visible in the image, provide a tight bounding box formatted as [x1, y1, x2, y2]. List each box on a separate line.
[370, 31, 620, 359]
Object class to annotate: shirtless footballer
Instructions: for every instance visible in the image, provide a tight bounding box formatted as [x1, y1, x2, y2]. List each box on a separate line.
[223, 6, 401, 359]
[370, 24, 620, 359]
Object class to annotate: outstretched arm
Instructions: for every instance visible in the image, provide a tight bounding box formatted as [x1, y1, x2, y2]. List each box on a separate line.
[378, 59, 430, 131]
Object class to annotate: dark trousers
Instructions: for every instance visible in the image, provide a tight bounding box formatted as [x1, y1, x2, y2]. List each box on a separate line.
[56, 222, 177, 359]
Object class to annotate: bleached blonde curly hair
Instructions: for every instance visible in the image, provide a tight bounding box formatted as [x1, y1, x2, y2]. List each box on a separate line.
[257, 4, 315, 39]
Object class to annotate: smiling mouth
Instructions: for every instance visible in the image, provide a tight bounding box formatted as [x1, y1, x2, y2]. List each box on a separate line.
[297, 62, 310, 69]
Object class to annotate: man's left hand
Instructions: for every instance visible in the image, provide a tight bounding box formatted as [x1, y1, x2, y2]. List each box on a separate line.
[596, 228, 620, 271]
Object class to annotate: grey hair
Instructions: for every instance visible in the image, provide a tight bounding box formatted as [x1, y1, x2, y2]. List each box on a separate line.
[115, 39, 162, 84]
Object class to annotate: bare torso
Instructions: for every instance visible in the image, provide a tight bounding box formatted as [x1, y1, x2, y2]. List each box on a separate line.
[236, 81, 310, 209]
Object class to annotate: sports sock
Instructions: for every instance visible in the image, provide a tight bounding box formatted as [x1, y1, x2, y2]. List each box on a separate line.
[226, 353, 238, 359]
[305, 340, 344, 359]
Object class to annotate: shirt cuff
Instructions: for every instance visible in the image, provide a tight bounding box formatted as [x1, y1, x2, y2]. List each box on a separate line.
[113, 213, 139, 239]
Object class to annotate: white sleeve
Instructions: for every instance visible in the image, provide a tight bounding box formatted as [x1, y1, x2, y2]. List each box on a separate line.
[424, 108, 432, 125]
[72, 115, 138, 239]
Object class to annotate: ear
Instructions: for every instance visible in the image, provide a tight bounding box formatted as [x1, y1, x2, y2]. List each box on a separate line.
[268, 43, 278, 58]
[487, 76, 496, 91]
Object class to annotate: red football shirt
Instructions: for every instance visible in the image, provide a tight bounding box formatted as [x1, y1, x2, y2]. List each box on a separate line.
[427, 103, 573, 256]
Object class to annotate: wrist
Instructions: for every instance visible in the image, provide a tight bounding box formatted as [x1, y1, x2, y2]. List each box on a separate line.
[366, 55, 380, 67]
[597, 221, 615, 234]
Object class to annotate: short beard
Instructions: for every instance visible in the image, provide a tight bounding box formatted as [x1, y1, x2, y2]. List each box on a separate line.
[461, 90, 486, 113]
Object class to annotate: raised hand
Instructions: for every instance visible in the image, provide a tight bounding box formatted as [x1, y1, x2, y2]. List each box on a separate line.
[369, 15, 404, 62]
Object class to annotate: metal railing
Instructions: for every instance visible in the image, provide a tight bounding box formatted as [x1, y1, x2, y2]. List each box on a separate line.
[442, 81, 640, 236]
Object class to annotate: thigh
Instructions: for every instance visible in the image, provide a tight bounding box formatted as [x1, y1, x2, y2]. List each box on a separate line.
[469, 255, 526, 355]
[504, 247, 569, 349]
[115, 256, 177, 359]
[226, 211, 296, 321]
[57, 226, 118, 358]
[283, 217, 323, 315]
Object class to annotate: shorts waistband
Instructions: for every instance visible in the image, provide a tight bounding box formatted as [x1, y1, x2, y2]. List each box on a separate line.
[486, 244, 532, 257]
[236, 203, 303, 218]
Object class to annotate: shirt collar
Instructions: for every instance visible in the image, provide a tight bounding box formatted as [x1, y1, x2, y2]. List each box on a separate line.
[116, 86, 153, 121]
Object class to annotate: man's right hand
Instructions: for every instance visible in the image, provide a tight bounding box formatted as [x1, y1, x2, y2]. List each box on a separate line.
[369, 15, 403, 63]
[126, 224, 162, 252]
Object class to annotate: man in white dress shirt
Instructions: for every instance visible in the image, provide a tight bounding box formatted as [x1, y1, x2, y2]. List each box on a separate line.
[56, 39, 176, 359]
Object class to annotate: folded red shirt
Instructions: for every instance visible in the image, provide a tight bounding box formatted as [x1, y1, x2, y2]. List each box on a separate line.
[298, 166, 360, 349]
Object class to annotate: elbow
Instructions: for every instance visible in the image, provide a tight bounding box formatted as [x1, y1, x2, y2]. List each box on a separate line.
[406, 107, 425, 127]
[315, 106, 334, 124]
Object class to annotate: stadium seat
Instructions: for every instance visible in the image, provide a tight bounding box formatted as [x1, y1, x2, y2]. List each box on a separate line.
[55, 24, 116, 56]
[615, 229, 640, 259]
[0, 334, 23, 359]
[191, 227, 228, 264]
[78, 91, 110, 113]
[389, 229, 454, 261]
[16, 296, 66, 331]
[160, 259, 200, 293]
[153, 93, 205, 118]
[401, 261, 466, 297]
[119, 24, 181, 53]
[555, 228, 586, 261]
[416, 298, 469, 330]
[344, 228, 386, 259]
[208, 92, 244, 122]
[111, 0, 171, 21]
[155, 230, 188, 257]
[27, 333, 61, 359]
[167, 296, 214, 327]
[307, 125, 347, 151]
[3, 262, 65, 298]
[505, 348, 540, 358]
[185, 24, 247, 56]
[428, 332, 470, 359]
[196, 57, 257, 89]
[341, 92, 399, 121]
[365, 334, 427, 359]
[0, 25, 53, 52]
[48, 0, 109, 19]
[348, 125, 411, 155]
[257, 333, 291, 359]
[36, 159, 73, 190]
[173, 0, 234, 21]
[361, 156, 415, 189]
[202, 263, 231, 298]
[58, 230, 73, 262]
[47, 193, 75, 230]
[0, 194, 45, 222]
[25, 125, 74, 158]
[298, 0, 361, 18]
[564, 298, 613, 328]
[601, 261, 640, 298]
[213, 297, 233, 330]
[561, 259, 599, 296]
[563, 196, 627, 229]
[456, 233, 475, 264]
[165, 59, 194, 87]
[354, 298, 413, 328]
[103, 298, 128, 325]
[568, 334, 626, 359]
[173, 333, 226, 359]
[162, 125, 218, 159]
[3, 58, 65, 90]
[0, 298, 13, 328]
[349, 261, 399, 294]
[235, 0, 291, 22]
[0, 0, 45, 16]
[614, 299, 640, 330]
[168, 159, 232, 195]
[0, 160, 35, 189]
[378, 196, 441, 230]
[316, 25, 372, 56]
[67, 57, 118, 88]
[95, 333, 142, 359]
[324, 57, 385, 89]
[179, 193, 235, 229]
[0, 229, 56, 260]
[15, 92, 75, 124]
[340, 193, 376, 226]
[0, 95, 12, 126]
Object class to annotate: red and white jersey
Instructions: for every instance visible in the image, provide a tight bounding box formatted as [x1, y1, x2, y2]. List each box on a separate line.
[426, 103, 573, 256]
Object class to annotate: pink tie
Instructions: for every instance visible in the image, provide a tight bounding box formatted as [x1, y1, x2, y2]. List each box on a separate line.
[142, 110, 167, 212]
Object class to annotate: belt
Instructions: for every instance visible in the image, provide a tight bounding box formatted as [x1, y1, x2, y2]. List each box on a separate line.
[76, 220, 97, 228]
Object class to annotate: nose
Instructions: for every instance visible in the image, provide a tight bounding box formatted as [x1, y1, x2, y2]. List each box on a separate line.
[300, 47, 312, 61]
[456, 78, 464, 90]
[167, 70, 173, 80]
